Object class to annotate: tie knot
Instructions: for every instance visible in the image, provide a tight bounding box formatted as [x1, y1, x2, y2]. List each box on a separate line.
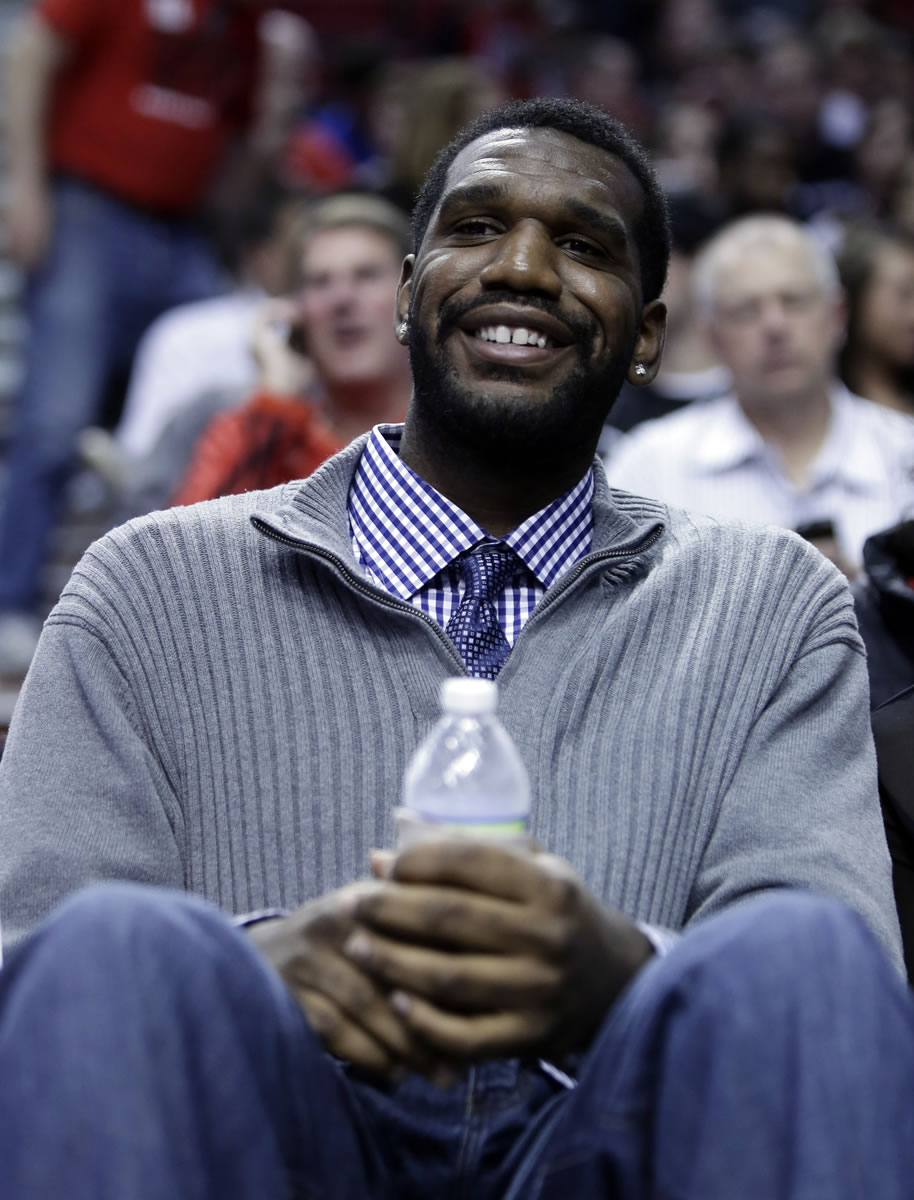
[459, 542, 519, 602]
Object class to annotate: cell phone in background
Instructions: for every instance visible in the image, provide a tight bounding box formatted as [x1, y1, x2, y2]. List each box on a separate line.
[264, 315, 308, 358]
[794, 519, 856, 578]
[794, 519, 836, 543]
[287, 322, 308, 357]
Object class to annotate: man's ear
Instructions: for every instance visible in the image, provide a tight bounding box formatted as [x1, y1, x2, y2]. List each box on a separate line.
[626, 298, 666, 386]
[395, 254, 415, 342]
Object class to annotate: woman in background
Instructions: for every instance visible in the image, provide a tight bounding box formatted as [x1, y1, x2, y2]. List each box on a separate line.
[838, 220, 914, 415]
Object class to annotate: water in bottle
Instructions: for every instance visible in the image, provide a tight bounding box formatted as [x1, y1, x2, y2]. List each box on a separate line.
[396, 677, 531, 847]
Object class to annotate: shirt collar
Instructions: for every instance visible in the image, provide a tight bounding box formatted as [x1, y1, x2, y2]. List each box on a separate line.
[692, 384, 885, 491]
[690, 396, 768, 473]
[811, 384, 887, 492]
[348, 423, 594, 599]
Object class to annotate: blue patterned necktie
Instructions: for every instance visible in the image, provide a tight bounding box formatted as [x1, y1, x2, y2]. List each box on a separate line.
[445, 542, 520, 680]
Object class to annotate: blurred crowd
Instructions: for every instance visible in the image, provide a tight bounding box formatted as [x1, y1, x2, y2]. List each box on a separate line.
[0, 0, 913, 690]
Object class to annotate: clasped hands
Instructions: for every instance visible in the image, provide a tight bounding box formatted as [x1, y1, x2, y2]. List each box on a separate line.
[249, 839, 653, 1084]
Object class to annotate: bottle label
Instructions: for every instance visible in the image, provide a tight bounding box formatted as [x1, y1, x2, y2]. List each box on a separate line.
[394, 807, 529, 848]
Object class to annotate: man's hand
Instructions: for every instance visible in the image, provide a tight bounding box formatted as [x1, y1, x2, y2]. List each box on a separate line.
[250, 298, 316, 396]
[246, 885, 438, 1082]
[342, 840, 654, 1064]
[5, 173, 51, 269]
[3, 14, 70, 271]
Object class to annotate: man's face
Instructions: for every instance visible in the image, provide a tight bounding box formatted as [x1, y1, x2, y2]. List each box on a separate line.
[706, 237, 843, 410]
[298, 227, 406, 390]
[397, 127, 665, 463]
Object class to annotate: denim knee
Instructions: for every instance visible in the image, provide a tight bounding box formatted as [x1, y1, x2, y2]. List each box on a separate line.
[660, 889, 900, 1026]
[47, 879, 218, 933]
[706, 889, 884, 971]
[25, 882, 231, 981]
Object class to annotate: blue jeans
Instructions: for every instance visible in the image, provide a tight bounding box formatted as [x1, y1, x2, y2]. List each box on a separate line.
[0, 178, 225, 612]
[0, 883, 912, 1198]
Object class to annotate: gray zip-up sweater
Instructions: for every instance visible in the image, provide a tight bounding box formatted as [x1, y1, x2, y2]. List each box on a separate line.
[0, 439, 902, 969]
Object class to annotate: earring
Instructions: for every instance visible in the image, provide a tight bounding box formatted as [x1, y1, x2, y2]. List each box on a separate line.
[397, 321, 409, 341]
[634, 363, 647, 376]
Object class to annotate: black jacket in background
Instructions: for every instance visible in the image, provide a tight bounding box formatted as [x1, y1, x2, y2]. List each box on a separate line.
[873, 685, 914, 986]
[852, 522, 914, 710]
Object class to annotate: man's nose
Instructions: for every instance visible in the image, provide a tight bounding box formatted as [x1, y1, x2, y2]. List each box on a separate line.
[324, 275, 358, 312]
[478, 221, 562, 299]
[759, 297, 791, 335]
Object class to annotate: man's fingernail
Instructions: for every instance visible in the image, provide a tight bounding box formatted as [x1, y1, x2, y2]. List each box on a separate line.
[390, 989, 411, 1015]
[371, 849, 395, 878]
[344, 932, 372, 961]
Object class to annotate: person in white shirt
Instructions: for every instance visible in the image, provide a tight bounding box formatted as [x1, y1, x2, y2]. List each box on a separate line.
[115, 185, 309, 462]
[604, 214, 914, 575]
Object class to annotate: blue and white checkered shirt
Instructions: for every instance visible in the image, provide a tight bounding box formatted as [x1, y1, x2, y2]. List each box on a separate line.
[348, 424, 594, 645]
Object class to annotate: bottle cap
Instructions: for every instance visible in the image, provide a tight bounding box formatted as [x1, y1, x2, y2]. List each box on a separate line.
[440, 677, 498, 715]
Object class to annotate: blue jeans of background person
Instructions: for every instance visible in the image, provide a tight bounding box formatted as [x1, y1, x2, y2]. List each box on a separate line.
[0, 177, 225, 613]
[1, 884, 913, 1199]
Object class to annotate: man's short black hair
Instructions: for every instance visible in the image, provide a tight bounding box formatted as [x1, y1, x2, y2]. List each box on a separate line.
[411, 96, 671, 304]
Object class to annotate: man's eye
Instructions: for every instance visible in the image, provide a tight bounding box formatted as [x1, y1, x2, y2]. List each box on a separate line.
[783, 292, 815, 312]
[560, 236, 602, 257]
[453, 219, 497, 236]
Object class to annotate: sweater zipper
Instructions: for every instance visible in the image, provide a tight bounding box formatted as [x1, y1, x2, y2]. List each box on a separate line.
[525, 521, 665, 620]
[253, 520, 468, 672]
[252, 518, 665, 668]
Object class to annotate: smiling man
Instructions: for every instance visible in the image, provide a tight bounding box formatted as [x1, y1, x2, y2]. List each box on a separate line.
[1, 98, 914, 1199]
[395, 122, 664, 536]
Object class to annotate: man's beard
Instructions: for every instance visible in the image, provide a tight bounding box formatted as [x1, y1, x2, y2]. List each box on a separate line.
[407, 293, 635, 470]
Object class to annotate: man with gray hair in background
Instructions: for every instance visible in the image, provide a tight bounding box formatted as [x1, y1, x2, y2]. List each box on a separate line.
[605, 214, 914, 576]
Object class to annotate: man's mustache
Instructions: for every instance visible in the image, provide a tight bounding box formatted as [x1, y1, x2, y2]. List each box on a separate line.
[431, 291, 597, 349]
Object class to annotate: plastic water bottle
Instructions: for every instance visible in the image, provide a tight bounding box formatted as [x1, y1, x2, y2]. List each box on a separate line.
[395, 678, 531, 847]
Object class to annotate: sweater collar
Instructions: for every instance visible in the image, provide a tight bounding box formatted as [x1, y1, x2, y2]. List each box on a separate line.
[349, 424, 595, 599]
[251, 433, 666, 575]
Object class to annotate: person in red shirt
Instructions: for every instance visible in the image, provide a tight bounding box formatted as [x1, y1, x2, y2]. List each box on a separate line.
[0, 0, 315, 675]
[174, 192, 413, 505]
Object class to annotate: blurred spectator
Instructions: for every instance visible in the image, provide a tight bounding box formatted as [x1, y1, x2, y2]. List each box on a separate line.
[383, 58, 505, 213]
[651, 101, 720, 200]
[212, 8, 320, 237]
[754, 30, 859, 217]
[649, 0, 728, 89]
[281, 39, 404, 196]
[837, 220, 914, 415]
[115, 184, 309, 463]
[714, 113, 801, 219]
[565, 36, 653, 140]
[603, 191, 727, 436]
[460, 0, 558, 98]
[0, 0, 311, 676]
[817, 8, 893, 113]
[173, 192, 412, 505]
[757, 31, 831, 157]
[851, 97, 914, 221]
[605, 214, 914, 575]
[852, 519, 914, 709]
[886, 162, 914, 235]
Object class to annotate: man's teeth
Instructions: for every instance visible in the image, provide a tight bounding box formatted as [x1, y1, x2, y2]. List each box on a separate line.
[474, 325, 550, 348]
